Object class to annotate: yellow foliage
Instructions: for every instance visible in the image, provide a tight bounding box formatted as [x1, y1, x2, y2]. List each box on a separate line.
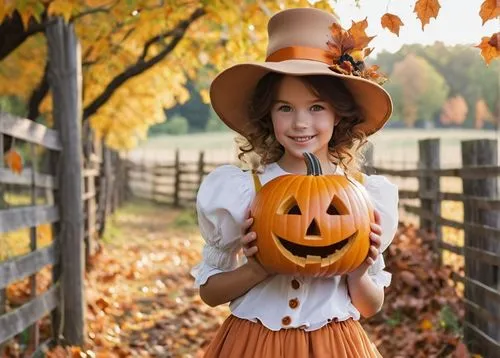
[0, 0, 347, 149]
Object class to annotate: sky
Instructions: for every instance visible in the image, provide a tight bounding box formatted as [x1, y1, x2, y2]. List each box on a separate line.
[325, 0, 499, 56]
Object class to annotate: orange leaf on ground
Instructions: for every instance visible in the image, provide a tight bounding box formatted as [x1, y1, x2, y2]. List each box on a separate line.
[414, 0, 441, 30]
[476, 33, 500, 65]
[4, 149, 23, 174]
[381, 13, 404, 36]
[479, 0, 500, 25]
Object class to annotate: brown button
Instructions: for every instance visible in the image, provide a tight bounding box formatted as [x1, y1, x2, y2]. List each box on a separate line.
[291, 279, 300, 289]
[281, 316, 291, 326]
[289, 298, 299, 309]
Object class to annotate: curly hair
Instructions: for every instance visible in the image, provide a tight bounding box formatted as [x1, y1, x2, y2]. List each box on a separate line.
[237, 73, 369, 176]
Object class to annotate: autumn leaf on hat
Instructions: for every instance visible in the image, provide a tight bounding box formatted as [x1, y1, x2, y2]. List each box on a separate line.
[326, 19, 387, 84]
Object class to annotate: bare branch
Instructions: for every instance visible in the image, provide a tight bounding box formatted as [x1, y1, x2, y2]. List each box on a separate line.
[28, 62, 50, 120]
[82, 7, 206, 121]
[0, 11, 47, 61]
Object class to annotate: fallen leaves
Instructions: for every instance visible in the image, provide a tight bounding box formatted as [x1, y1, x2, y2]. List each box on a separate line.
[364, 224, 468, 357]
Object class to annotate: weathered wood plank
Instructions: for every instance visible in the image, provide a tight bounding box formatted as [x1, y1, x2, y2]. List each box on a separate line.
[0, 243, 59, 289]
[439, 243, 500, 267]
[464, 298, 500, 324]
[0, 168, 58, 189]
[404, 204, 500, 238]
[463, 322, 500, 353]
[0, 284, 59, 343]
[82, 191, 96, 201]
[418, 139, 441, 256]
[439, 241, 462, 255]
[399, 190, 500, 211]
[47, 17, 85, 345]
[369, 165, 500, 179]
[0, 113, 62, 151]
[0, 205, 59, 233]
[459, 274, 500, 302]
[83, 168, 99, 177]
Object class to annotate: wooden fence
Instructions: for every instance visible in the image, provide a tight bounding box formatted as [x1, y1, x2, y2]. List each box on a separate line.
[369, 138, 500, 357]
[127, 138, 500, 357]
[0, 18, 127, 354]
[128, 150, 219, 207]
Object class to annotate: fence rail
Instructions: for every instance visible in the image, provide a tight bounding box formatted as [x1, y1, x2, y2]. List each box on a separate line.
[0, 112, 64, 352]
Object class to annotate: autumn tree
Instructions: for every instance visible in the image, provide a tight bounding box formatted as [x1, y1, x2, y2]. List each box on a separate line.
[387, 54, 449, 127]
[0, 0, 335, 149]
[440, 96, 468, 127]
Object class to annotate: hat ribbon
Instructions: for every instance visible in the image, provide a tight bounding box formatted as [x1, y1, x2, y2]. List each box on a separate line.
[265, 46, 334, 65]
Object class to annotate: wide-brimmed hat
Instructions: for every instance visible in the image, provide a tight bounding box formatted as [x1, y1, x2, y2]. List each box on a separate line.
[210, 7, 393, 137]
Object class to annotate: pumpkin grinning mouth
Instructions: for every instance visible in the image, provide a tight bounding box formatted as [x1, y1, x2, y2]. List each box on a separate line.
[272, 232, 358, 267]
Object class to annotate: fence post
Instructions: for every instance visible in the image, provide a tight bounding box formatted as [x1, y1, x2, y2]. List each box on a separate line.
[28, 144, 39, 351]
[418, 139, 441, 259]
[198, 151, 205, 188]
[46, 17, 85, 345]
[174, 149, 180, 207]
[462, 139, 499, 356]
[0, 127, 5, 355]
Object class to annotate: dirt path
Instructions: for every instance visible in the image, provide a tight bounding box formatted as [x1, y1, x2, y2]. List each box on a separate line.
[82, 201, 228, 357]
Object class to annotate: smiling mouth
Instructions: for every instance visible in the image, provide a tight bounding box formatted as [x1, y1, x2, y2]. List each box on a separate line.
[272, 232, 357, 267]
[290, 135, 316, 143]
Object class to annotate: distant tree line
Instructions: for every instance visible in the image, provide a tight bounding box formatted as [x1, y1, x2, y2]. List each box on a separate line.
[147, 42, 499, 135]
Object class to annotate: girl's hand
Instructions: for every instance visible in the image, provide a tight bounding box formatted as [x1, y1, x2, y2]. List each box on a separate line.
[348, 210, 382, 279]
[240, 212, 273, 278]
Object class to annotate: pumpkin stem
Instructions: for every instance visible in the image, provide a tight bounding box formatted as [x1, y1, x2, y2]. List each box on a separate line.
[303, 152, 322, 176]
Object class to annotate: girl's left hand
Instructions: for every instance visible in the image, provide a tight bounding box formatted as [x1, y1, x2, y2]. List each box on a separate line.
[348, 210, 382, 279]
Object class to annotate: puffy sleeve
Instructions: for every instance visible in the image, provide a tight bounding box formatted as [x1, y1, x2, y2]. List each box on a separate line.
[190, 165, 254, 288]
[364, 174, 399, 288]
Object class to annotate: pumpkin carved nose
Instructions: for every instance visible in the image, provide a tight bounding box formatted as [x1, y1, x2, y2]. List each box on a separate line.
[305, 218, 321, 239]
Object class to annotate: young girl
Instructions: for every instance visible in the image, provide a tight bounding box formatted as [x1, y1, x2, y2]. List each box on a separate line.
[191, 7, 399, 358]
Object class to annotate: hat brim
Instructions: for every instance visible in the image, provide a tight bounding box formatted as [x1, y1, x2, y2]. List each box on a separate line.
[210, 59, 392, 137]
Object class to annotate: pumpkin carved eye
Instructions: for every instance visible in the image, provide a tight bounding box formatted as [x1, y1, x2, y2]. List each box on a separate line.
[278, 195, 302, 215]
[327, 196, 349, 215]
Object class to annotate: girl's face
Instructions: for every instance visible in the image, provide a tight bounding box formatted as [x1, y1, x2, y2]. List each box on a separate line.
[271, 75, 338, 166]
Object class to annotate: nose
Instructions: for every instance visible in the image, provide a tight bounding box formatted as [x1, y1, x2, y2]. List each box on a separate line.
[292, 111, 310, 130]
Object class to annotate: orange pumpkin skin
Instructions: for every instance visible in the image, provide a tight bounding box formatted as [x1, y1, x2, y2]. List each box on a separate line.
[250, 155, 374, 277]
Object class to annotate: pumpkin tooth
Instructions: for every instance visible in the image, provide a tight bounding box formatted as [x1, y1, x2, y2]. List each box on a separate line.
[306, 255, 322, 264]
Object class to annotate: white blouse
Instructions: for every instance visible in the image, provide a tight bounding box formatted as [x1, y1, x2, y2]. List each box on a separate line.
[191, 162, 399, 332]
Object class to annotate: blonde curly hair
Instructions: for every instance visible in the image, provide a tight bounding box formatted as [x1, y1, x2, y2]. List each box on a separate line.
[237, 73, 369, 176]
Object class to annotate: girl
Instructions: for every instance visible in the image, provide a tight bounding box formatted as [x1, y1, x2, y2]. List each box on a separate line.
[191, 7, 399, 358]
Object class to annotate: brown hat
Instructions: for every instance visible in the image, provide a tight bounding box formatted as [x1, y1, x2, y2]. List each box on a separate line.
[210, 7, 392, 137]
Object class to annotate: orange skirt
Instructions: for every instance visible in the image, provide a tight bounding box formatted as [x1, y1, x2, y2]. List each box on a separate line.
[203, 315, 382, 358]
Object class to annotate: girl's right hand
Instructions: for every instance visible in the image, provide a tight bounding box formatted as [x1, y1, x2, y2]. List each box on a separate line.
[241, 215, 273, 278]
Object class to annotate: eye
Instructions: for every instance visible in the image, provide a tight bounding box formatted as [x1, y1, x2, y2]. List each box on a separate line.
[277, 104, 293, 112]
[278, 195, 302, 215]
[327, 196, 349, 215]
[310, 104, 325, 112]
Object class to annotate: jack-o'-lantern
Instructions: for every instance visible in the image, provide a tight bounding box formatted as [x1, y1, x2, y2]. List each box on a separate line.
[250, 152, 374, 277]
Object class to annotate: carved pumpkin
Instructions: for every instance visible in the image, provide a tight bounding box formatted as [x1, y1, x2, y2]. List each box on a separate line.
[250, 152, 374, 277]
